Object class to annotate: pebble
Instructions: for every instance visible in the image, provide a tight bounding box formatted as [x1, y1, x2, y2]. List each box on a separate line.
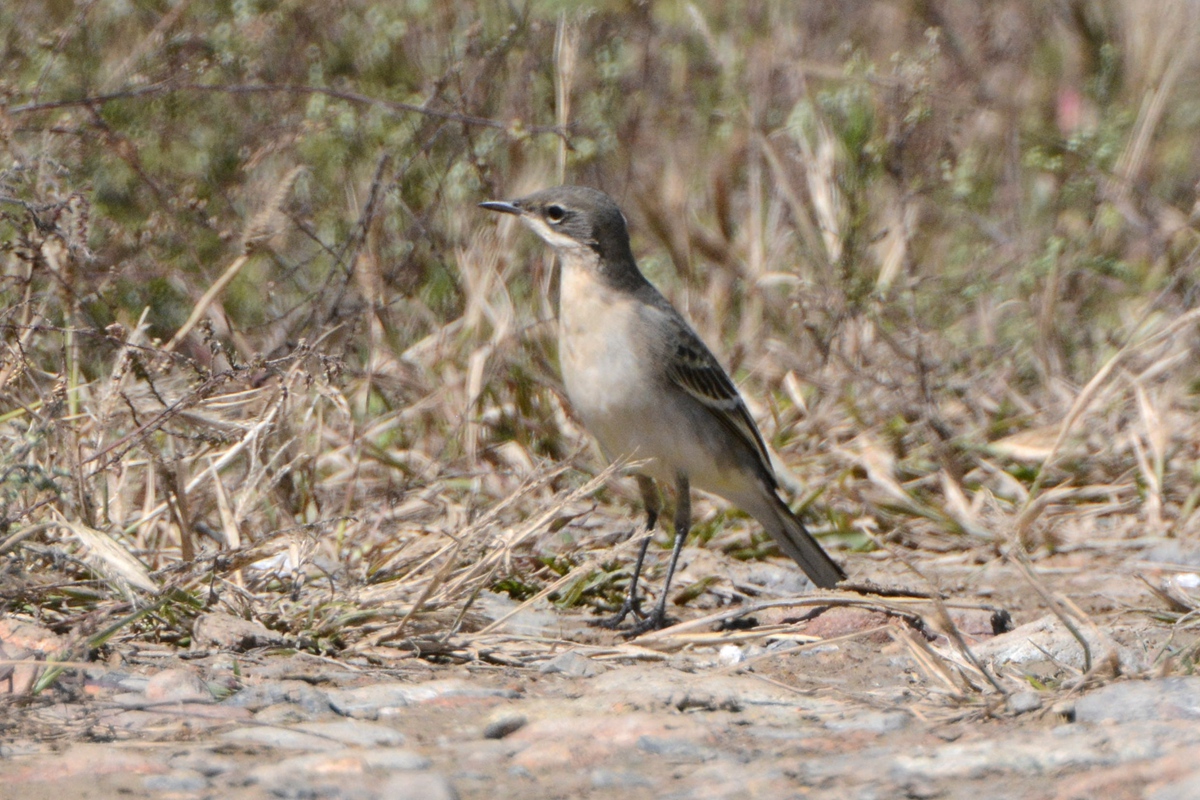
[538, 649, 605, 677]
[975, 615, 1142, 674]
[1008, 690, 1042, 714]
[193, 612, 288, 650]
[325, 680, 519, 719]
[219, 725, 347, 751]
[253, 701, 320, 724]
[246, 749, 432, 790]
[591, 768, 653, 788]
[225, 678, 333, 714]
[167, 748, 240, 776]
[1075, 677, 1200, 724]
[142, 768, 207, 792]
[378, 771, 459, 800]
[825, 710, 911, 734]
[483, 710, 527, 739]
[292, 719, 407, 747]
[144, 668, 212, 703]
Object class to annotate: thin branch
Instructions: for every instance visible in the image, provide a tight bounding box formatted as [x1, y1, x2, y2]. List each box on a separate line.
[8, 82, 570, 139]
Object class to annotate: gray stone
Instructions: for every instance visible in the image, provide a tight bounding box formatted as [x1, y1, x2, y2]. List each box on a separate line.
[1148, 769, 1200, 800]
[254, 701, 318, 725]
[974, 615, 1142, 674]
[1008, 691, 1043, 714]
[636, 735, 713, 760]
[1075, 677, 1200, 724]
[890, 733, 1115, 781]
[482, 710, 527, 739]
[193, 612, 287, 650]
[326, 680, 518, 719]
[247, 749, 432, 797]
[219, 725, 344, 751]
[591, 768, 653, 788]
[588, 665, 843, 716]
[167, 748, 240, 776]
[378, 772, 459, 800]
[826, 711, 911, 734]
[358, 749, 433, 771]
[144, 668, 211, 703]
[142, 769, 208, 792]
[293, 719, 406, 747]
[475, 591, 558, 637]
[116, 675, 150, 693]
[224, 679, 332, 714]
[538, 649, 604, 677]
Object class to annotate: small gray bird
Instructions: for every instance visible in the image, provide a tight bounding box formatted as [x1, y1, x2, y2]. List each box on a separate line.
[482, 185, 844, 632]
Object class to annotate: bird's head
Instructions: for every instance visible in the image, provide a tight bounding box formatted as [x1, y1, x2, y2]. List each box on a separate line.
[480, 185, 635, 266]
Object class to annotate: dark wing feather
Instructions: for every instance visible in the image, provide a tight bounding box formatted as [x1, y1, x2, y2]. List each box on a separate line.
[664, 329, 776, 480]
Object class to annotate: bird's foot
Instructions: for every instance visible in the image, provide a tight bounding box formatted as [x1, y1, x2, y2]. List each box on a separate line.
[590, 597, 642, 630]
[624, 605, 674, 637]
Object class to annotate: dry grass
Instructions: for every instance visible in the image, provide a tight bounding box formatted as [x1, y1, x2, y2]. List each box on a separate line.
[3, 0, 1200, 703]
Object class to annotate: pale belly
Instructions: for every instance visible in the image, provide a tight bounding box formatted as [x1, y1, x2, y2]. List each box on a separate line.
[557, 287, 728, 487]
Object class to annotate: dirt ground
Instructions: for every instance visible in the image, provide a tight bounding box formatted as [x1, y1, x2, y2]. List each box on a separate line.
[4, 537, 1198, 800]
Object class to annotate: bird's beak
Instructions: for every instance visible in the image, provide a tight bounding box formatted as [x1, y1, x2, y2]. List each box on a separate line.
[479, 200, 521, 216]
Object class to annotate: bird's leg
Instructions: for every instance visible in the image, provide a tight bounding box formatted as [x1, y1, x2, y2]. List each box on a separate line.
[630, 472, 689, 635]
[593, 475, 659, 629]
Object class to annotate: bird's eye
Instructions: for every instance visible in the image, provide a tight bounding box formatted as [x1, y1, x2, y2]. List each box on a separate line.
[545, 205, 566, 223]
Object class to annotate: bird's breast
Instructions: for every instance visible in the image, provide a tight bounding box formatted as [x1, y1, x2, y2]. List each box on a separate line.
[556, 264, 659, 455]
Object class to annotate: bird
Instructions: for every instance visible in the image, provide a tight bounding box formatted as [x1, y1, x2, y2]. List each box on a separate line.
[481, 185, 844, 633]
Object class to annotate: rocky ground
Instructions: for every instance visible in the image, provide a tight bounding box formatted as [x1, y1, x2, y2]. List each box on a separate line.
[3, 546, 1200, 800]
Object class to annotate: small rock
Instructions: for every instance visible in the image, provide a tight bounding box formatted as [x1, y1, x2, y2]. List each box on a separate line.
[825, 710, 911, 734]
[225, 679, 332, 714]
[219, 725, 344, 751]
[718, 645, 745, 666]
[475, 591, 558, 637]
[193, 612, 287, 651]
[587, 665, 843, 716]
[509, 712, 713, 770]
[0, 618, 65, 695]
[325, 680, 518, 719]
[890, 730, 1115, 782]
[591, 768, 653, 788]
[0, 617, 65, 654]
[975, 615, 1141, 675]
[794, 606, 892, 641]
[116, 675, 150, 693]
[167, 749, 240, 776]
[142, 768, 207, 792]
[538, 650, 603, 677]
[483, 710, 527, 739]
[254, 701, 317, 725]
[1075, 677, 1200, 724]
[1147, 768, 1200, 800]
[293, 719, 406, 747]
[1174, 572, 1200, 589]
[636, 735, 713, 760]
[378, 771, 459, 800]
[1008, 691, 1042, 714]
[144, 668, 211, 703]
[247, 749, 432, 790]
[360, 749, 434, 771]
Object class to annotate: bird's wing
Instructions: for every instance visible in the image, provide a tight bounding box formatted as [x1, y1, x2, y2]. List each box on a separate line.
[663, 322, 776, 480]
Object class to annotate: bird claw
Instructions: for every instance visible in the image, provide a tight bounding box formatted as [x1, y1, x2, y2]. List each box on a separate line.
[590, 597, 643, 630]
[591, 600, 673, 636]
[624, 607, 673, 637]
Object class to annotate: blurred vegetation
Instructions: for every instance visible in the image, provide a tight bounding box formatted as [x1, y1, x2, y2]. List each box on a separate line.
[2, 0, 1200, 654]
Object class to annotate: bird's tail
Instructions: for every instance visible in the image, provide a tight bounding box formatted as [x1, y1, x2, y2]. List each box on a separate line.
[762, 495, 845, 589]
